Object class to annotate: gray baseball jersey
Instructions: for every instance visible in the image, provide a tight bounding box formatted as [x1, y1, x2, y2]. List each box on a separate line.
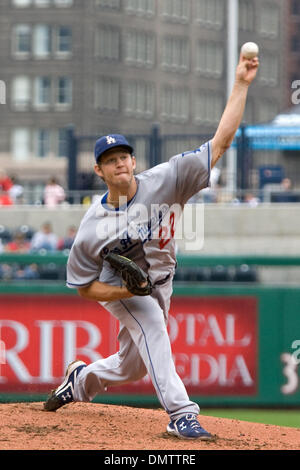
[67, 141, 211, 291]
[69, 140, 211, 420]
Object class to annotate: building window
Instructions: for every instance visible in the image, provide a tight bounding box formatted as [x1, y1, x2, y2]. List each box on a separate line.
[12, 0, 73, 6]
[13, 24, 72, 58]
[194, 90, 223, 125]
[12, 0, 31, 6]
[12, 76, 31, 108]
[33, 25, 52, 57]
[195, 41, 223, 78]
[56, 77, 72, 105]
[291, 36, 300, 52]
[161, 0, 190, 23]
[95, 26, 120, 61]
[239, 0, 254, 32]
[34, 77, 51, 107]
[257, 4, 279, 38]
[56, 27, 72, 54]
[194, 0, 224, 29]
[124, 30, 155, 68]
[53, 0, 73, 6]
[13, 25, 32, 55]
[11, 128, 70, 160]
[34, 0, 51, 6]
[161, 85, 189, 123]
[292, 0, 300, 15]
[258, 53, 278, 86]
[95, 0, 121, 10]
[95, 77, 120, 112]
[124, 80, 155, 118]
[36, 129, 51, 158]
[124, 0, 155, 18]
[11, 129, 31, 161]
[58, 128, 68, 157]
[161, 36, 189, 73]
[11, 76, 73, 110]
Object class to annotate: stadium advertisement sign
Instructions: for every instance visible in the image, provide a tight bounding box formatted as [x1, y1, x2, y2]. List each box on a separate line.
[168, 297, 257, 395]
[0, 295, 257, 397]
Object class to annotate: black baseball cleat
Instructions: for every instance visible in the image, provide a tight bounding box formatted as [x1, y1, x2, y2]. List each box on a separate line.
[44, 360, 86, 412]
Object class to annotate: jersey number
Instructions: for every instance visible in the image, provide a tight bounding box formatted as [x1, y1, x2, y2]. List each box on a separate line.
[159, 211, 175, 250]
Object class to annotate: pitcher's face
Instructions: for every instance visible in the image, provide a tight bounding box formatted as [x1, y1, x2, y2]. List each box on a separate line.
[94, 147, 136, 189]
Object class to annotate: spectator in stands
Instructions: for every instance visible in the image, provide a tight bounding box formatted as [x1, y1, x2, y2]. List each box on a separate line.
[8, 176, 24, 204]
[244, 192, 260, 207]
[57, 225, 77, 251]
[281, 177, 292, 191]
[272, 177, 297, 203]
[0, 170, 13, 206]
[13, 263, 40, 281]
[0, 263, 13, 280]
[43, 177, 66, 208]
[5, 231, 30, 253]
[0, 189, 13, 206]
[30, 222, 58, 252]
[0, 169, 13, 192]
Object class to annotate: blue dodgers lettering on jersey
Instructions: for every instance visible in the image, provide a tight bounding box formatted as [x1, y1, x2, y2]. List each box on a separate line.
[119, 232, 134, 250]
[100, 227, 139, 258]
[128, 203, 168, 242]
[112, 231, 140, 256]
[129, 203, 183, 245]
[98, 202, 183, 258]
[96, 202, 180, 245]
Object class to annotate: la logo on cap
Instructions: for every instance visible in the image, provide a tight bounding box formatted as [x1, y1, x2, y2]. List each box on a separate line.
[106, 136, 117, 145]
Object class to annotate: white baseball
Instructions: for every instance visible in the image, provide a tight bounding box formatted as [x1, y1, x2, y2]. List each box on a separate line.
[241, 42, 259, 59]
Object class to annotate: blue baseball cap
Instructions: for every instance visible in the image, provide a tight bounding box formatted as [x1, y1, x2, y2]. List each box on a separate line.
[94, 134, 134, 163]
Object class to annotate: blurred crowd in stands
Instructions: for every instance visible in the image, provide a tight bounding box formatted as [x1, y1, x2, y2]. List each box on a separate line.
[0, 222, 77, 281]
[1, 167, 300, 207]
[0, 170, 66, 207]
[0, 221, 258, 284]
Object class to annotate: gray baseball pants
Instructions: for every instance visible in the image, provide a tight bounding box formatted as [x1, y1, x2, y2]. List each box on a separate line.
[73, 279, 200, 421]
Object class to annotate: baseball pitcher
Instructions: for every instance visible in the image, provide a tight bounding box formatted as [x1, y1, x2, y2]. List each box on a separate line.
[44, 52, 259, 440]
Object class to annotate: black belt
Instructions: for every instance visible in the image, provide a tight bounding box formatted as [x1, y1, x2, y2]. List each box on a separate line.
[154, 272, 171, 286]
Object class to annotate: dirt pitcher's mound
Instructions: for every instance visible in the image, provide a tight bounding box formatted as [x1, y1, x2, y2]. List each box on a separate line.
[0, 402, 299, 450]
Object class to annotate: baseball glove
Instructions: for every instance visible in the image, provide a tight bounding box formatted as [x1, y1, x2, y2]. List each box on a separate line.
[104, 252, 152, 296]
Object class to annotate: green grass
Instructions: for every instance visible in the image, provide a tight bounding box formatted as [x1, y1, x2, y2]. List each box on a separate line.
[202, 409, 300, 428]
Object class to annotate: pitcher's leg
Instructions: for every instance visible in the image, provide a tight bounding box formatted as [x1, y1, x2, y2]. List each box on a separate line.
[74, 325, 147, 402]
[101, 295, 199, 421]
